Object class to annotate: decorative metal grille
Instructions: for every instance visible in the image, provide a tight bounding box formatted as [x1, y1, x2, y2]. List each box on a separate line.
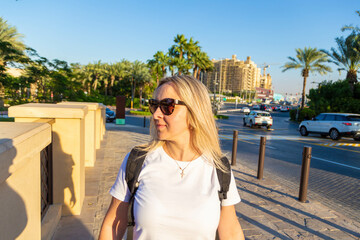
[41, 143, 53, 220]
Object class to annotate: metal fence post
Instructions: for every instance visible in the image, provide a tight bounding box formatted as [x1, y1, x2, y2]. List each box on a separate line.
[299, 146, 312, 202]
[143, 116, 146, 128]
[257, 136, 266, 180]
[231, 130, 238, 166]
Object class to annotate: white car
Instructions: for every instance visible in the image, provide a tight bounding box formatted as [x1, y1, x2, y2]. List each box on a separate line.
[280, 106, 289, 112]
[299, 113, 360, 141]
[239, 107, 250, 113]
[243, 110, 273, 130]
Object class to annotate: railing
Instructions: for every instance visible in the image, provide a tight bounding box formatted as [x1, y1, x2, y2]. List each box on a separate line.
[41, 142, 53, 220]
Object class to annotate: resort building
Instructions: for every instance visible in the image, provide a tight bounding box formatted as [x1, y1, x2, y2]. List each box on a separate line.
[203, 55, 273, 99]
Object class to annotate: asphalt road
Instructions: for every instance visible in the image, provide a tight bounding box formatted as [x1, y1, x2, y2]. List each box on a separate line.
[217, 110, 360, 222]
[121, 108, 360, 222]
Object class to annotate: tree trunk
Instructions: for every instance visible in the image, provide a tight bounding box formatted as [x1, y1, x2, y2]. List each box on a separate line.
[162, 66, 166, 78]
[301, 76, 307, 109]
[131, 77, 136, 109]
[346, 70, 357, 96]
[139, 86, 143, 108]
[193, 66, 197, 78]
[110, 75, 115, 96]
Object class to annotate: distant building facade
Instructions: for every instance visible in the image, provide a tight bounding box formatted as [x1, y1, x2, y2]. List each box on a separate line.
[203, 55, 272, 98]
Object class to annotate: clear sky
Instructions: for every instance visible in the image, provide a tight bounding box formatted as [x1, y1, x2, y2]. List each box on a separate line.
[2, 0, 359, 95]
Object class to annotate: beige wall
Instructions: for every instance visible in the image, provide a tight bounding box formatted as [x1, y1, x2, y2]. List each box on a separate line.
[0, 122, 51, 240]
[9, 103, 88, 216]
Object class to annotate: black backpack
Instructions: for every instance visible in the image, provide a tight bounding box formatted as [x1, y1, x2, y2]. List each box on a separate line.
[125, 146, 232, 228]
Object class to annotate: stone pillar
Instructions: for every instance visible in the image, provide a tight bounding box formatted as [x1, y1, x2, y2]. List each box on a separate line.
[9, 103, 88, 216]
[0, 122, 51, 240]
[57, 102, 100, 167]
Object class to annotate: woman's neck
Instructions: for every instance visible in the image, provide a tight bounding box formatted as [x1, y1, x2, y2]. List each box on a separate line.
[163, 141, 198, 162]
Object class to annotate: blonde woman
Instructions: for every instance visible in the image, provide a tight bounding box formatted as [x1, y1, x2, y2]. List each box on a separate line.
[99, 75, 244, 240]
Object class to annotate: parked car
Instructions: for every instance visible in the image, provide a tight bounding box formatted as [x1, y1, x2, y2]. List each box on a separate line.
[106, 108, 116, 122]
[299, 113, 360, 141]
[280, 106, 289, 112]
[274, 105, 281, 111]
[243, 110, 273, 130]
[239, 107, 250, 113]
[252, 105, 260, 110]
[260, 104, 272, 112]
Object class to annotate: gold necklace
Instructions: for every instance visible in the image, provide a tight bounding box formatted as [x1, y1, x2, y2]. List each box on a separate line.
[173, 158, 194, 178]
[166, 147, 197, 178]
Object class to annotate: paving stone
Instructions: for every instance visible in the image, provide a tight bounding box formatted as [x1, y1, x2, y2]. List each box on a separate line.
[52, 124, 360, 239]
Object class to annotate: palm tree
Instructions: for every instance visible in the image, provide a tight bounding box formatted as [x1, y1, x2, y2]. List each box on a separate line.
[341, 11, 360, 33]
[173, 34, 187, 60]
[321, 33, 360, 95]
[185, 37, 200, 61]
[282, 47, 331, 109]
[147, 59, 162, 86]
[192, 51, 213, 79]
[109, 60, 131, 96]
[0, 17, 26, 73]
[147, 51, 168, 85]
[154, 51, 168, 77]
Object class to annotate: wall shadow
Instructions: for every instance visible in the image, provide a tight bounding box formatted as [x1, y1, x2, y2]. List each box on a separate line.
[0, 138, 27, 239]
[237, 185, 360, 239]
[51, 132, 92, 239]
[52, 132, 76, 214]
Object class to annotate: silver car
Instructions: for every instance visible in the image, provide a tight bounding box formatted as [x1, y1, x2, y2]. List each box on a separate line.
[243, 110, 273, 130]
[299, 113, 360, 141]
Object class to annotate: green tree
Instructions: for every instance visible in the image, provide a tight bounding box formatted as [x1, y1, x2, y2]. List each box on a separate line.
[130, 61, 150, 108]
[147, 51, 168, 85]
[282, 47, 332, 109]
[321, 33, 360, 95]
[0, 17, 27, 73]
[341, 10, 360, 33]
[308, 79, 360, 114]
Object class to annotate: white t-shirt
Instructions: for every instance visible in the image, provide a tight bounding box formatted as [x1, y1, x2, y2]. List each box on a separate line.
[110, 146, 240, 240]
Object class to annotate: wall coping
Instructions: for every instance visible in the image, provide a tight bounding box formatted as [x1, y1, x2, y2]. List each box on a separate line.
[0, 122, 52, 184]
[8, 103, 88, 119]
[57, 101, 100, 111]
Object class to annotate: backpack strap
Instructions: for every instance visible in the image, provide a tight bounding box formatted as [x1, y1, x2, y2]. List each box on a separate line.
[125, 147, 148, 227]
[216, 156, 231, 202]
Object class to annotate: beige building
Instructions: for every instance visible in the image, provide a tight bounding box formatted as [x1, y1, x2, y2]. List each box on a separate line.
[203, 55, 272, 94]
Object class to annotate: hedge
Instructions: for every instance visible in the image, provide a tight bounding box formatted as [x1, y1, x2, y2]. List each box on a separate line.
[129, 110, 152, 116]
[290, 108, 316, 122]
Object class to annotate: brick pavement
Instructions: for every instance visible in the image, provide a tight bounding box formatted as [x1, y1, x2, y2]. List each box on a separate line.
[53, 124, 360, 240]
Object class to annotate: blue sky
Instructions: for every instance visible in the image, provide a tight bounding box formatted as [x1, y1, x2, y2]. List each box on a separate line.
[2, 0, 359, 95]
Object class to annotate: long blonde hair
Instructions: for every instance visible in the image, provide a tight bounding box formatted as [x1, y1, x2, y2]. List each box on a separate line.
[143, 75, 227, 172]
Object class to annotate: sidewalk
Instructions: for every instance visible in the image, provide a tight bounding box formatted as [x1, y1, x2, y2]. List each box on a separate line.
[53, 124, 360, 240]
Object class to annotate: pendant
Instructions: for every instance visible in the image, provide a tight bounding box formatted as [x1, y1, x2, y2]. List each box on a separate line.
[180, 170, 185, 178]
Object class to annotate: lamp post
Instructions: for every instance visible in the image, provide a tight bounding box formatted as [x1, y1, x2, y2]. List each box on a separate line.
[219, 59, 222, 105]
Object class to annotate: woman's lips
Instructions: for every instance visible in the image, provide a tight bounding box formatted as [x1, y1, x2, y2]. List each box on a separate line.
[156, 124, 166, 129]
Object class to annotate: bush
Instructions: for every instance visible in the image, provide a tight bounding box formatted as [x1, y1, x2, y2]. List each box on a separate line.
[215, 115, 229, 119]
[129, 110, 152, 116]
[290, 108, 315, 122]
[141, 106, 150, 112]
[0, 117, 14, 122]
[126, 98, 140, 108]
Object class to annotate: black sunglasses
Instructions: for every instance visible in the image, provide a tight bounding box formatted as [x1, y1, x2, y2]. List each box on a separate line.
[149, 98, 186, 115]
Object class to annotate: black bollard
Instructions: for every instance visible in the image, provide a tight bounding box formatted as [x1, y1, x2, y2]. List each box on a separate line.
[299, 146, 312, 202]
[231, 130, 238, 166]
[257, 136, 266, 180]
[143, 116, 146, 128]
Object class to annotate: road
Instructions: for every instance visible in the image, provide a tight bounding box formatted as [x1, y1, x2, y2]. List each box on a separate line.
[122, 107, 360, 222]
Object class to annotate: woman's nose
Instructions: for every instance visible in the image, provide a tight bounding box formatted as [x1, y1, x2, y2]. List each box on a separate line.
[152, 106, 163, 119]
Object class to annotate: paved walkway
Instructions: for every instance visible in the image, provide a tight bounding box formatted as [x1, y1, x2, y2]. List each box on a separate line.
[53, 124, 360, 240]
